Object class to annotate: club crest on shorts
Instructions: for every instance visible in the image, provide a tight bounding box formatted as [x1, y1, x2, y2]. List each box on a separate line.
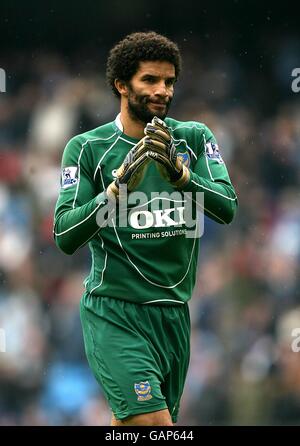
[134, 381, 152, 401]
[177, 151, 190, 167]
[61, 166, 78, 188]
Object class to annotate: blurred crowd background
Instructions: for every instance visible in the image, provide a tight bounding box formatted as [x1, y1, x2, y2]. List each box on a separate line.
[1, 1, 300, 425]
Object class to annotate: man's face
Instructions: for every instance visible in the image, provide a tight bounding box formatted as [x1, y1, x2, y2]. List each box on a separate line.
[125, 61, 176, 123]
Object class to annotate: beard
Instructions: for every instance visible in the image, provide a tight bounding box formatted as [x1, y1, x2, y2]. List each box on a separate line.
[126, 85, 172, 124]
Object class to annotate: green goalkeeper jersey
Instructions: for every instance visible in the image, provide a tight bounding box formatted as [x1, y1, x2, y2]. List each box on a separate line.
[54, 116, 238, 305]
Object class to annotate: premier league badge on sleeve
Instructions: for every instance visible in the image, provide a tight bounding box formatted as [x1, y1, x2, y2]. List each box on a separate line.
[61, 166, 78, 188]
[205, 141, 224, 164]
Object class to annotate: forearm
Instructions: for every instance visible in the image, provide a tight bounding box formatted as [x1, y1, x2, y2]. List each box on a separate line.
[180, 170, 238, 224]
[54, 192, 110, 254]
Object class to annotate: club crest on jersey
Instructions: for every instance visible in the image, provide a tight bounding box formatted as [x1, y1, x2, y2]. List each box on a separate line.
[61, 166, 78, 188]
[134, 381, 152, 401]
[177, 151, 190, 167]
[205, 141, 224, 164]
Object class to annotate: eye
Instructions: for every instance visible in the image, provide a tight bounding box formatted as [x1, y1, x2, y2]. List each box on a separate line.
[165, 78, 175, 87]
[143, 76, 156, 84]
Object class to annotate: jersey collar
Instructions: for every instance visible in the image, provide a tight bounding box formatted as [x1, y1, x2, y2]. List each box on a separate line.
[113, 113, 140, 144]
[115, 113, 123, 132]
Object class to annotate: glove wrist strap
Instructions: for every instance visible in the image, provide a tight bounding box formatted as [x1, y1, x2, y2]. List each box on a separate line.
[172, 165, 190, 189]
[107, 181, 119, 200]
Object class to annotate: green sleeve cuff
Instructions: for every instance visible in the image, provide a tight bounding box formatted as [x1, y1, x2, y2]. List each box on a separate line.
[95, 191, 109, 206]
[179, 169, 196, 192]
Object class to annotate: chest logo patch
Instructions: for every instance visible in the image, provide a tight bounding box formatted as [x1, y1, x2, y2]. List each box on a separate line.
[177, 151, 190, 167]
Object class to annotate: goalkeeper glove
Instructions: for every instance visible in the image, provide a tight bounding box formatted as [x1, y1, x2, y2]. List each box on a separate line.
[144, 116, 190, 188]
[106, 137, 150, 199]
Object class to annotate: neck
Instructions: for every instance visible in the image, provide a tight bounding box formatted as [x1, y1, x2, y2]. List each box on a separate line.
[119, 102, 145, 139]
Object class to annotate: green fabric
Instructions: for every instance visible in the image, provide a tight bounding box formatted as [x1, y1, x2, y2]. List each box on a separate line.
[54, 117, 238, 304]
[80, 292, 190, 422]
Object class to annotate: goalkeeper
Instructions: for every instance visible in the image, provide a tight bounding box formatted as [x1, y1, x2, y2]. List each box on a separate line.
[53, 31, 238, 426]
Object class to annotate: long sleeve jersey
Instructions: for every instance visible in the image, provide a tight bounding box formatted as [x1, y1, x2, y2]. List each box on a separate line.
[53, 116, 238, 305]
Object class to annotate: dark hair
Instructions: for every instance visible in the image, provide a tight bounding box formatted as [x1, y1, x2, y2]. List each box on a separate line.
[106, 31, 182, 98]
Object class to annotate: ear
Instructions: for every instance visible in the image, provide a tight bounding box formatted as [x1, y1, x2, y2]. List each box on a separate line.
[114, 79, 128, 97]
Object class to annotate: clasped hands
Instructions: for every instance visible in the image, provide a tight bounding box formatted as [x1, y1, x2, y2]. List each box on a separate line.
[107, 117, 190, 199]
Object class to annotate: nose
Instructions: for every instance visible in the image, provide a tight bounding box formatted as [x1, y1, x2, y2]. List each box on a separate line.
[154, 81, 168, 97]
